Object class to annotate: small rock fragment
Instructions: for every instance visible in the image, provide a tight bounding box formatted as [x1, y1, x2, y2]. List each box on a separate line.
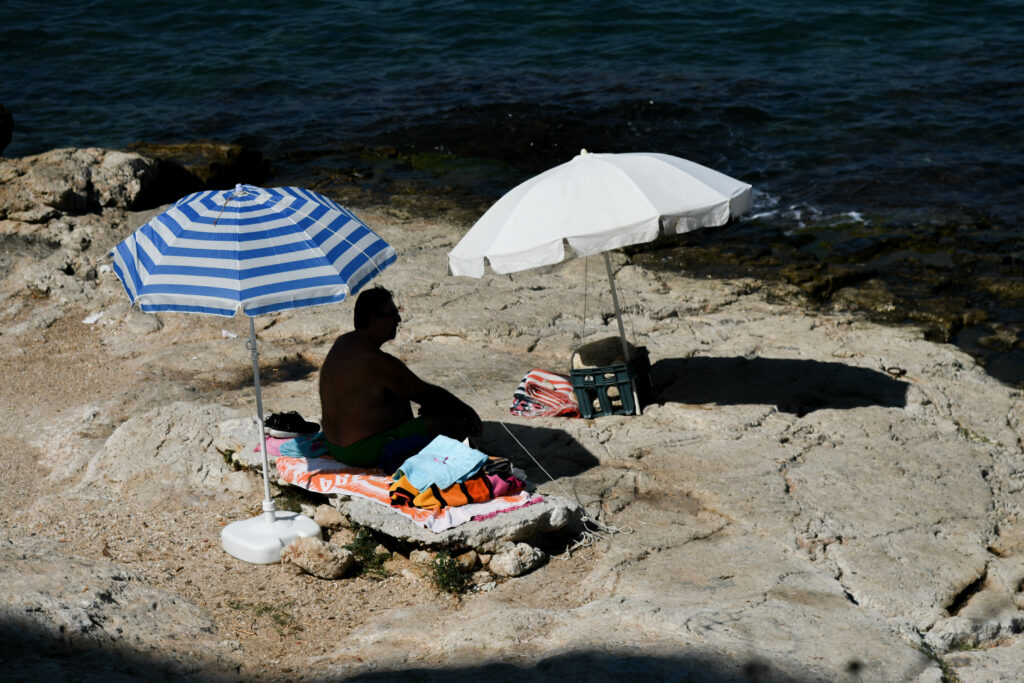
[488, 543, 547, 577]
[280, 537, 354, 580]
[455, 550, 479, 571]
[314, 504, 348, 530]
[472, 571, 496, 592]
[409, 549, 433, 565]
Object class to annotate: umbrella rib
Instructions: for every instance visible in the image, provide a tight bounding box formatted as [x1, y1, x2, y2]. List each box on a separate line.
[223, 188, 246, 312]
[274, 194, 392, 288]
[236, 186, 393, 313]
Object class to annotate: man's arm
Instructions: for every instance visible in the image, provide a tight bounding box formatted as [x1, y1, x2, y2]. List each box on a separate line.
[374, 352, 482, 432]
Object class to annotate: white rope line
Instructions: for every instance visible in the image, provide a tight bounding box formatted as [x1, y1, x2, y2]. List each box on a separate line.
[434, 346, 630, 556]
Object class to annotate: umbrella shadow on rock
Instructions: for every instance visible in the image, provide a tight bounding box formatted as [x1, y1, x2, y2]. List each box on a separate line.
[257, 354, 320, 386]
[476, 422, 600, 482]
[652, 357, 908, 417]
[160, 353, 321, 394]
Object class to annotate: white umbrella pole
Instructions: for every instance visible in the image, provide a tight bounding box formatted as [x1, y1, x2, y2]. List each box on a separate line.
[603, 252, 632, 363]
[247, 316, 276, 523]
[221, 316, 321, 564]
[603, 252, 642, 415]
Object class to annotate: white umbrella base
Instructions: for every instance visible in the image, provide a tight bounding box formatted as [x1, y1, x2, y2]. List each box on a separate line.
[221, 511, 322, 564]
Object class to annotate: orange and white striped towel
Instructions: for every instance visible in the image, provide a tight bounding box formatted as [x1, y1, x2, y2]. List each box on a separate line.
[510, 368, 580, 418]
[271, 443, 542, 533]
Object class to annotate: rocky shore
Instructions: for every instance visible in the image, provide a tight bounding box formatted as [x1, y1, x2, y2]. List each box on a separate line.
[1, 146, 1023, 681]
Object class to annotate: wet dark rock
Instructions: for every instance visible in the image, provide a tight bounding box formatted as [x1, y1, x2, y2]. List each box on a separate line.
[962, 309, 990, 327]
[831, 279, 899, 317]
[0, 104, 12, 155]
[361, 145, 398, 161]
[782, 264, 876, 301]
[630, 242, 777, 281]
[620, 211, 1024, 385]
[126, 140, 266, 201]
[976, 277, 1024, 303]
[908, 300, 971, 343]
[827, 233, 914, 262]
[977, 326, 1022, 353]
[270, 144, 496, 224]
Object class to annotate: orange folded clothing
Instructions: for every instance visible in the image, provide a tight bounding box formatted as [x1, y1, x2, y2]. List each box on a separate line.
[390, 469, 525, 510]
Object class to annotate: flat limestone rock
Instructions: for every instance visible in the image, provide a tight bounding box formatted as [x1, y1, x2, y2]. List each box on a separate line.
[332, 494, 579, 550]
[323, 529, 941, 681]
[945, 636, 1024, 683]
[6, 155, 1024, 679]
[0, 537, 222, 677]
[78, 402, 248, 504]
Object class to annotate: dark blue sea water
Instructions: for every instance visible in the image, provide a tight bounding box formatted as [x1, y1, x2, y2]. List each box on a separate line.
[3, 0, 1024, 380]
[3, 0, 1022, 222]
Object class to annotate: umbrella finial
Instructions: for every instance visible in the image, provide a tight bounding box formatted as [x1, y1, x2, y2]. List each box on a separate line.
[580, 148, 589, 155]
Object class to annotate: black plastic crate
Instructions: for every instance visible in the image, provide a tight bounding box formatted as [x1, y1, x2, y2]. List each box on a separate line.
[571, 346, 651, 418]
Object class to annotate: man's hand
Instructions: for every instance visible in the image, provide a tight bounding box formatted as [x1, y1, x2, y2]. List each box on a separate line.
[463, 403, 483, 436]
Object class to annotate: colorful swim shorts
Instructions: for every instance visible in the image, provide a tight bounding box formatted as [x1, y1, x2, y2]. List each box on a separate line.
[325, 417, 429, 468]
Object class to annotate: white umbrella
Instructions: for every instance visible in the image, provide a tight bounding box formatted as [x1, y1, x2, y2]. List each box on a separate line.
[112, 183, 396, 563]
[448, 150, 752, 411]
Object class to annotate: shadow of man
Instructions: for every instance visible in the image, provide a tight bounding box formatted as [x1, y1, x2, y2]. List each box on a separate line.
[475, 422, 600, 482]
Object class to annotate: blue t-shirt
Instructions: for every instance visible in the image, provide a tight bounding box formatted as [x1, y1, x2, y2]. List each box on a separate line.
[396, 435, 488, 490]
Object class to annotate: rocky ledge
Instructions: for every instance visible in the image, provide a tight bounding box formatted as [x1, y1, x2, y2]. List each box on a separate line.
[1, 147, 1023, 681]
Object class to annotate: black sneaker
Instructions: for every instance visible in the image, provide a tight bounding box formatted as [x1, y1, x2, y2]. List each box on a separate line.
[264, 411, 320, 438]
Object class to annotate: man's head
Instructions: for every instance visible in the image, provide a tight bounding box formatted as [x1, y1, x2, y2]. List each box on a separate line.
[354, 286, 400, 340]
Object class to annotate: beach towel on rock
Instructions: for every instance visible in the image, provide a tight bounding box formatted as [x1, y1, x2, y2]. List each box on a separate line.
[260, 436, 540, 533]
[510, 369, 580, 418]
[278, 431, 329, 458]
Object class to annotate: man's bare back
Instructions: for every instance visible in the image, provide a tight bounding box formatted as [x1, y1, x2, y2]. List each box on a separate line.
[319, 287, 481, 456]
[320, 331, 415, 445]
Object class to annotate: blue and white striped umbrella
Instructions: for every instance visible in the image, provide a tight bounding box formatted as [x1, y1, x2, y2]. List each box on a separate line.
[110, 183, 397, 561]
[112, 183, 396, 317]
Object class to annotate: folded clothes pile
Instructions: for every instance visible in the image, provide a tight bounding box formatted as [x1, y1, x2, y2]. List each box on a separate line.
[388, 435, 525, 510]
[390, 459, 524, 509]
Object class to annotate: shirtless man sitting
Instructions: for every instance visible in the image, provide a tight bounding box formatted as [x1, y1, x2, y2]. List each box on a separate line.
[319, 286, 482, 468]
